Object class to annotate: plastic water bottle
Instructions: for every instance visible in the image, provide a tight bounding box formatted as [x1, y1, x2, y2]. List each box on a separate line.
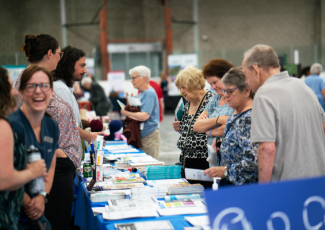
[27, 145, 45, 194]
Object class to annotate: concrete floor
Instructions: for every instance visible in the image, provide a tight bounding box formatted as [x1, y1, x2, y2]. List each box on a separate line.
[157, 114, 181, 165]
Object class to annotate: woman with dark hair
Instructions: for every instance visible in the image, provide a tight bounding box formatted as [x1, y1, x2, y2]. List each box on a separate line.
[203, 67, 258, 186]
[8, 66, 60, 229]
[15, 34, 62, 108]
[193, 59, 235, 166]
[0, 67, 47, 230]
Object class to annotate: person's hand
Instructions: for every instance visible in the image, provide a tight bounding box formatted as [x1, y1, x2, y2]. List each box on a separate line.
[212, 138, 220, 152]
[201, 114, 209, 119]
[172, 117, 181, 132]
[24, 195, 45, 220]
[203, 167, 226, 179]
[125, 92, 134, 105]
[27, 160, 47, 180]
[120, 109, 127, 116]
[90, 132, 104, 141]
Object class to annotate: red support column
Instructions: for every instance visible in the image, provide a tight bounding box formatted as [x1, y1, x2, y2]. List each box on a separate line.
[99, 0, 110, 80]
[164, 1, 173, 75]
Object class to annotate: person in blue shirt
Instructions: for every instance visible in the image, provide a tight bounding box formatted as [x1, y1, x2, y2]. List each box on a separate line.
[8, 66, 59, 230]
[121, 66, 160, 159]
[305, 63, 325, 111]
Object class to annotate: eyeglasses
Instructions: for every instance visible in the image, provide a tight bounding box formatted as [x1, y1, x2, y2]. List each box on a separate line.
[24, 83, 51, 93]
[59, 52, 64, 59]
[130, 75, 140, 81]
[222, 87, 240, 95]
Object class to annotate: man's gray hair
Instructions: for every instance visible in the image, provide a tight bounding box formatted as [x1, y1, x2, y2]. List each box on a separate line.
[310, 63, 323, 75]
[244, 44, 280, 70]
[129, 65, 151, 83]
[81, 76, 92, 87]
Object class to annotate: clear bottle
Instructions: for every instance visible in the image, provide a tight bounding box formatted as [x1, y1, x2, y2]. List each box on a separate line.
[27, 145, 45, 194]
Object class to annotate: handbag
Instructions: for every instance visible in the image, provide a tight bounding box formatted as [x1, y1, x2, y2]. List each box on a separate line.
[216, 108, 252, 162]
[181, 91, 209, 169]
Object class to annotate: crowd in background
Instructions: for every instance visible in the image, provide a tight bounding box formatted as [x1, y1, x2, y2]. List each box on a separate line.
[1, 33, 325, 230]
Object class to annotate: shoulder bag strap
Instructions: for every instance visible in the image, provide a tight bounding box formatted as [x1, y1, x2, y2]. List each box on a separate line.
[223, 109, 252, 138]
[182, 91, 209, 169]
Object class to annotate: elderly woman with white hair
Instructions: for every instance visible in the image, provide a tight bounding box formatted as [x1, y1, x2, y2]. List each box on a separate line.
[305, 63, 325, 111]
[81, 76, 112, 116]
[121, 65, 160, 158]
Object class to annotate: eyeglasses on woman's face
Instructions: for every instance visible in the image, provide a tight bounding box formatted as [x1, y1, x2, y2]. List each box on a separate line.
[58, 52, 64, 59]
[130, 75, 141, 81]
[222, 87, 240, 96]
[24, 83, 51, 93]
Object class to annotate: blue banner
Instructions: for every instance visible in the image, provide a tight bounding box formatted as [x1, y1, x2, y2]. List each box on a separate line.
[204, 176, 325, 230]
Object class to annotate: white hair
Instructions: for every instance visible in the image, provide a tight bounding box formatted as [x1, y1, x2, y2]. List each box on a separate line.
[81, 76, 92, 87]
[310, 63, 323, 75]
[129, 65, 151, 83]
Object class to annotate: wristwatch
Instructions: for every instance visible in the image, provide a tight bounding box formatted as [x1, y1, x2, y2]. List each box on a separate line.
[224, 166, 228, 177]
[39, 191, 49, 203]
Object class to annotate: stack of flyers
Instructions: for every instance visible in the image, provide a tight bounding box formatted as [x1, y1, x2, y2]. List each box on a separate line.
[167, 183, 204, 195]
[131, 186, 167, 199]
[141, 165, 182, 180]
[112, 174, 146, 184]
[90, 190, 131, 202]
[102, 183, 145, 190]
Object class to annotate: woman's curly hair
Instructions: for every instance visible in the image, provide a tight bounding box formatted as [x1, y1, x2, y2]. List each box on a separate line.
[0, 67, 16, 117]
[52, 46, 85, 88]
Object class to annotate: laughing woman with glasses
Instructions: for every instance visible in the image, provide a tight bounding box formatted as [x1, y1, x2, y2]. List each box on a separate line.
[203, 67, 258, 186]
[8, 66, 60, 229]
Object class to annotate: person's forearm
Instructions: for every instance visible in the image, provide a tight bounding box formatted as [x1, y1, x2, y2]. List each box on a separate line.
[258, 143, 276, 183]
[123, 111, 149, 122]
[160, 100, 165, 115]
[1, 169, 35, 191]
[217, 116, 230, 125]
[22, 192, 31, 209]
[79, 127, 91, 142]
[194, 115, 230, 133]
[45, 153, 57, 193]
[194, 117, 219, 133]
[210, 125, 226, 137]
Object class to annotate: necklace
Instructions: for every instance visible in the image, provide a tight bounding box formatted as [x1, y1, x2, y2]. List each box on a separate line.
[191, 103, 198, 111]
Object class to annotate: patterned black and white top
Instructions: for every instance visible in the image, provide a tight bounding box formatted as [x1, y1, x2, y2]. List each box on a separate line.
[177, 90, 214, 159]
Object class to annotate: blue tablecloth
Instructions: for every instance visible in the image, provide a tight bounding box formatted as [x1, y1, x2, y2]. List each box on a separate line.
[74, 179, 204, 230]
[74, 142, 204, 230]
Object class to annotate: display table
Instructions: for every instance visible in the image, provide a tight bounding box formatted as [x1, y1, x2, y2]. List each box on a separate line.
[73, 143, 206, 230]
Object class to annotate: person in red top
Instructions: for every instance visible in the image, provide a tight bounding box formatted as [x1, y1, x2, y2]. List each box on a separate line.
[138, 80, 164, 122]
[149, 80, 164, 122]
